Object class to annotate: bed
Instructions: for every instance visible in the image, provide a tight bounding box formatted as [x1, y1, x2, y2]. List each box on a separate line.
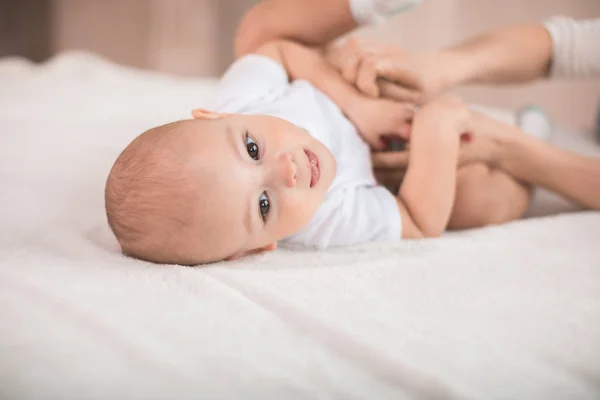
[1, 52, 599, 400]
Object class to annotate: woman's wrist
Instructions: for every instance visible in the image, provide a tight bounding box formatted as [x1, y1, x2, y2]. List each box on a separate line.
[437, 48, 478, 90]
[490, 131, 541, 182]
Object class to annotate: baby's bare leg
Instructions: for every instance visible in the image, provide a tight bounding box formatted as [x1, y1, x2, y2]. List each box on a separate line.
[448, 162, 531, 230]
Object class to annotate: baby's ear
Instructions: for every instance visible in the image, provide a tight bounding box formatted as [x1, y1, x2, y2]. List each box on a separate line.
[191, 108, 227, 120]
[262, 243, 277, 252]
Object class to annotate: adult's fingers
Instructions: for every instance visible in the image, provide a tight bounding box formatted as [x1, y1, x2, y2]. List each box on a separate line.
[376, 59, 423, 89]
[375, 58, 423, 103]
[339, 38, 392, 86]
[372, 151, 410, 169]
[338, 38, 364, 83]
[356, 56, 380, 97]
[379, 80, 422, 103]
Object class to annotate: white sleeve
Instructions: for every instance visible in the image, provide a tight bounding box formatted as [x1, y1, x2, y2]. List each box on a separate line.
[288, 185, 402, 248]
[349, 0, 421, 25]
[544, 17, 600, 79]
[211, 55, 290, 113]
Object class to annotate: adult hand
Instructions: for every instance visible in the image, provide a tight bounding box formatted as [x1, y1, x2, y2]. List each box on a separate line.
[326, 37, 398, 86]
[372, 110, 510, 188]
[326, 37, 459, 103]
[372, 141, 487, 191]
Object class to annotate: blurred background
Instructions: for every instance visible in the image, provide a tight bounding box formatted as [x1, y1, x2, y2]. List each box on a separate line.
[1, 0, 599, 130]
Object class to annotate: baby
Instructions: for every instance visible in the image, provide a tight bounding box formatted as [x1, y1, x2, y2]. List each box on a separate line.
[105, 39, 530, 265]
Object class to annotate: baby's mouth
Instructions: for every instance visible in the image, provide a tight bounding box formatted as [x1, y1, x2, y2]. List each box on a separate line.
[304, 149, 320, 188]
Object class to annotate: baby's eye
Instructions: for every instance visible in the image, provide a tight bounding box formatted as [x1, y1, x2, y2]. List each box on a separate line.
[258, 192, 270, 221]
[245, 133, 259, 160]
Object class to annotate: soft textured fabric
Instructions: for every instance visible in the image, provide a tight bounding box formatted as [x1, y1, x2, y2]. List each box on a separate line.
[213, 55, 402, 248]
[1, 52, 600, 400]
[544, 17, 600, 79]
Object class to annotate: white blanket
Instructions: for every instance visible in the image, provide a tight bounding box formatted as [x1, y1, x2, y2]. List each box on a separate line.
[1, 52, 599, 400]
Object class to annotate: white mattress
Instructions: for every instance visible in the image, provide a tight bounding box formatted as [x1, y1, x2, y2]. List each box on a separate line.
[1, 52, 599, 400]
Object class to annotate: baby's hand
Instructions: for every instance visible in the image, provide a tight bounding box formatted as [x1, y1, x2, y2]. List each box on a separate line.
[346, 95, 414, 149]
[414, 95, 471, 138]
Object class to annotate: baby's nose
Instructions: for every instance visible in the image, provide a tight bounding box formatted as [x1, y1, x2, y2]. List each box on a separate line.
[277, 152, 297, 188]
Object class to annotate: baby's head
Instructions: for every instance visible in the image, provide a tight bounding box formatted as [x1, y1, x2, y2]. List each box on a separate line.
[105, 110, 336, 265]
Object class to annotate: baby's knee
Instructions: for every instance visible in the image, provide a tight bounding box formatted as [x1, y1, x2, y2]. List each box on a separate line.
[480, 194, 514, 225]
[474, 179, 531, 226]
[451, 173, 523, 229]
[453, 194, 511, 229]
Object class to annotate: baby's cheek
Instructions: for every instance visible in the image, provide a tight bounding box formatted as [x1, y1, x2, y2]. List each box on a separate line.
[278, 191, 319, 233]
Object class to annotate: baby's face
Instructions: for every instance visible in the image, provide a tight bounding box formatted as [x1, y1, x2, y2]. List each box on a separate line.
[186, 111, 336, 261]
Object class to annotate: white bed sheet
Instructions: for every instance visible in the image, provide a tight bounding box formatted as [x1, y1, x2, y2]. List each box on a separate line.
[1, 52, 600, 400]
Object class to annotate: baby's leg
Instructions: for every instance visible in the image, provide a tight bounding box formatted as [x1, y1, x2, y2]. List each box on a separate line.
[448, 163, 531, 230]
[448, 104, 551, 229]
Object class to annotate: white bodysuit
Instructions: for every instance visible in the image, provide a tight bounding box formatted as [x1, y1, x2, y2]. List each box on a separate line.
[211, 55, 402, 248]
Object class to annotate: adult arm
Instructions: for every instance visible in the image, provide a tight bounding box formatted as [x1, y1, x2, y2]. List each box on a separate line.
[492, 132, 600, 210]
[332, 18, 600, 102]
[445, 24, 554, 86]
[372, 114, 600, 211]
[450, 18, 600, 84]
[325, 23, 553, 102]
[234, 0, 357, 57]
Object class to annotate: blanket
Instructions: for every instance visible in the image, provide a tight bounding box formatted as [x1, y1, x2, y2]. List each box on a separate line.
[1, 52, 599, 400]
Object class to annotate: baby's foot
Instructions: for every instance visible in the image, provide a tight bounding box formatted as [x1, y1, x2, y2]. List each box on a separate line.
[516, 105, 552, 142]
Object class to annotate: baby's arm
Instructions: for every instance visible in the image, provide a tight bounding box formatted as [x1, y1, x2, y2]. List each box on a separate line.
[258, 41, 466, 238]
[257, 41, 359, 119]
[396, 96, 468, 238]
[255, 40, 413, 148]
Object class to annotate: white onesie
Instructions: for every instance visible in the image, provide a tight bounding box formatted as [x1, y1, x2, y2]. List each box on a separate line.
[211, 55, 402, 248]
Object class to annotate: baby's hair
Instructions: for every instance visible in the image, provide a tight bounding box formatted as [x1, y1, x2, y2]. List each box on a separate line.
[105, 120, 197, 264]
